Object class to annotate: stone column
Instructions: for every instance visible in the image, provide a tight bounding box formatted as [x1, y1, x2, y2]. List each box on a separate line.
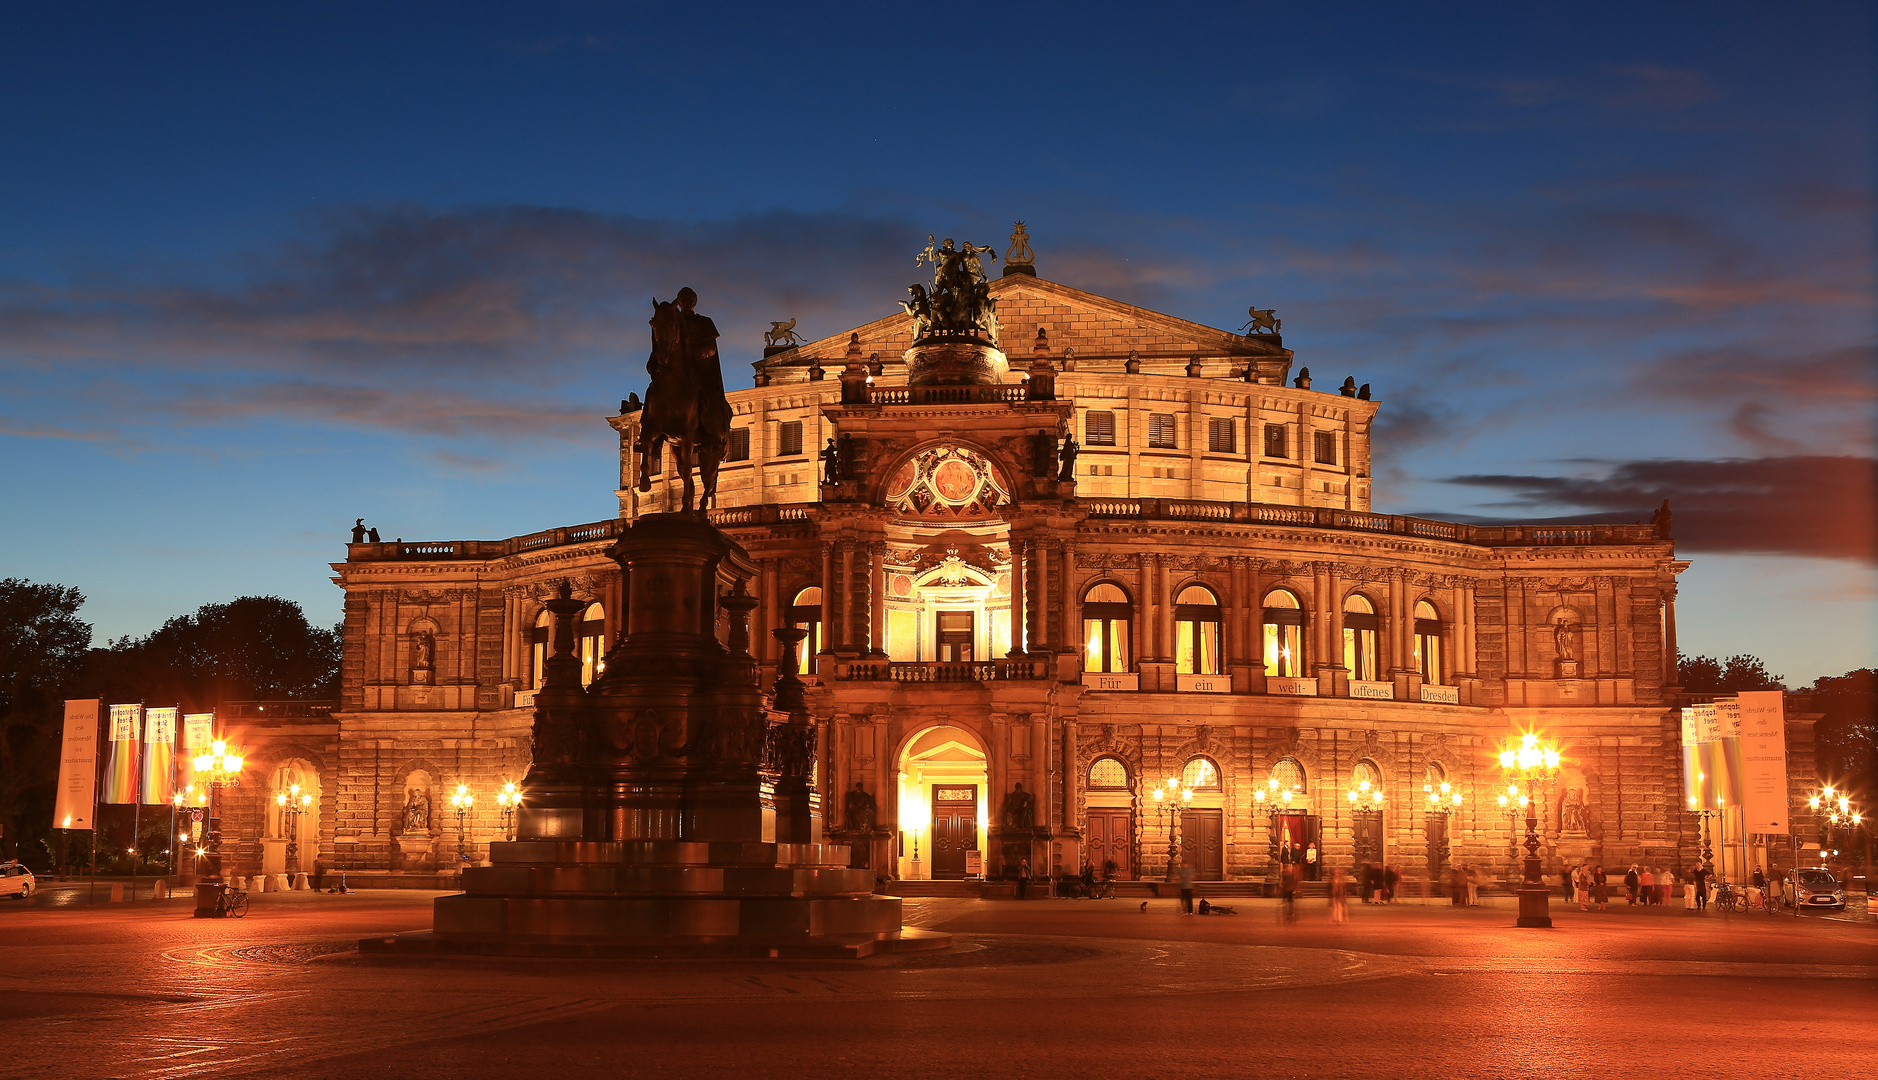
[869, 543, 887, 655]
[1142, 554, 1161, 661]
[1595, 576, 1616, 677]
[1662, 584, 1679, 685]
[1060, 544, 1079, 653]
[758, 559, 778, 665]
[1311, 562, 1334, 680]
[840, 541, 857, 654]
[819, 540, 836, 659]
[1008, 539, 1027, 656]
[1062, 719, 1080, 836]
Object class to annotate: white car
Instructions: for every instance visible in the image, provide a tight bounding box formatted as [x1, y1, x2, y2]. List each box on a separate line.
[0, 862, 34, 899]
[1792, 867, 1845, 910]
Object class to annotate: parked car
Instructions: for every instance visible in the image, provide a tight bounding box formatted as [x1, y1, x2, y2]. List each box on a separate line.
[0, 861, 35, 899]
[1793, 867, 1845, 910]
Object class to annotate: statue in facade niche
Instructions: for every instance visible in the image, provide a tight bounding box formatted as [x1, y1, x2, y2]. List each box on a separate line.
[412, 632, 434, 669]
[637, 287, 732, 514]
[1554, 619, 1577, 661]
[820, 438, 841, 485]
[402, 787, 431, 833]
[1058, 434, 1080, 482]
[1003, 782, 1034, 831]
[842, 782, 878, 832]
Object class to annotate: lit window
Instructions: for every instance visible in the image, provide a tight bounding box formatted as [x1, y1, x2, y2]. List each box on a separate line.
[789, 587, 823, 674]
[1262, 589, 1305, 678]
[1342, 594, 1378, 682]
[1174, 584, 1222, 675]
[936, 610, 975, 662]
[529, 610, 553, 690]
[1270, 757, 1306, 794]
[1088, 758, 1129, 790]
[1085, 410, 1117, 446]
[1081, 582, 1133, 673]
[1148, 413, 1177, 449]
[1207, 417, 1235, 454]
[1182, 756, 1220, 790]
[578, 603, 606, 687]
[1413, 600, 1444, 684]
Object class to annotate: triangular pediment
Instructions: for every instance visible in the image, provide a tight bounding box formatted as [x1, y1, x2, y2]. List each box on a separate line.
[757, 274, 1285, 374]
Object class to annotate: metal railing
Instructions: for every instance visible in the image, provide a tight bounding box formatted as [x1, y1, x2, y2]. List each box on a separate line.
[832, 659, 1050, 683]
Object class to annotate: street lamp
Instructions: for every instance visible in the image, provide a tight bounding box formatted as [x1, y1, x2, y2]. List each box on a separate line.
[449, 784, 475, 862]
[1812, 787, 1862, 870]
[1348, 780, 1385, 867]
[1496, 785, 1528, 881]
[1424, 782, 1463, 877]
[1150, 776, 1193, 880]
[189, 741, 243, 917]
[1498, 731, 1561, 928]
[494, 782, 520, 842]
[275, 784, 313, 872]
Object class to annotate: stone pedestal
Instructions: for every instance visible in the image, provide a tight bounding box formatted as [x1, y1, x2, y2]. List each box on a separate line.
[393, 834, 436, 872]
[905, 336, 1008, 386]
[365, 513, 945, 960]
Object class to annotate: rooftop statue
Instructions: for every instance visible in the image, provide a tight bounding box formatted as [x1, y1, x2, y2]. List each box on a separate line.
[1241, 306, 1281, 336]
[764, 319, 803, 348]
[637, 287, 733, 514]
[905, 234, 1001, 343]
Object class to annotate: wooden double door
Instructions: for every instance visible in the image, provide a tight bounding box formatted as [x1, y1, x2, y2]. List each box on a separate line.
[929, 785, 978, 879]
[1085, 809, 1134, 879]
[1180, 808, 1224, 880]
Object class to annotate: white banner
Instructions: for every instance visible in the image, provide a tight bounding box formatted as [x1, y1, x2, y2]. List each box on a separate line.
[1714, 699, 1745, 807]
[1679, 707, 1702, 809]
[180, 712, 214, 795]
[1736, 691, 1789, 833]
[54, 700, 100, 830]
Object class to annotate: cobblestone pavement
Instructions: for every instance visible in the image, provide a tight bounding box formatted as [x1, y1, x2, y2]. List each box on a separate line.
[2, 890, 1872, 1080]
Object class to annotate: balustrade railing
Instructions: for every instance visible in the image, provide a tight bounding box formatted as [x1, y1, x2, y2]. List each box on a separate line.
[833, 659, 1049, 683]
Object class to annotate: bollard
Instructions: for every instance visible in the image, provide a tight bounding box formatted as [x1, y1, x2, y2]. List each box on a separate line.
[153, 879, 169, 900]
[110, 883, 124, 903]
[271, 873, 290, 893]
[292, 872, 309, 891]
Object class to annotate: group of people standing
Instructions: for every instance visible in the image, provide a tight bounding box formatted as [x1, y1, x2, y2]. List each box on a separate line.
[1447, 865, 1485, 906]
[1569, 863, 1612, 910]
[1617, 864, 1677, 906]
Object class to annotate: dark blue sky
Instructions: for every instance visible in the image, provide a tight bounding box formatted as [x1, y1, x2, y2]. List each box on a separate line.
[1, 2, 1871, 681]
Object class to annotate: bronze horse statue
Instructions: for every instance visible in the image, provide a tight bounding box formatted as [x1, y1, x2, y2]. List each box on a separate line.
[637, 288, 731, 514]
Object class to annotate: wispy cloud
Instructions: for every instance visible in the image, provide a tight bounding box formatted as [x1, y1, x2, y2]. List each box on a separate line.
[1442, 455, 1877, 563]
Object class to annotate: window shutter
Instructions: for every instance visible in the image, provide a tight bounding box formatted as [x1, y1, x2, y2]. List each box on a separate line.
[1314, 431, 1337, 465]
[726, 428, 751, 462]
[1264, 424, 1287, 459]
[1149, 413, 1177, 448]
[779, 420, 804, 457]
[1085, 410, 1116, 446]
[1207, 417, 1235, 453]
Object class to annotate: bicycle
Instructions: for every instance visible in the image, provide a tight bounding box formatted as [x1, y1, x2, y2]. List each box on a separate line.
[1714, 883, 1740, 913]
[213, 883, 250, 918]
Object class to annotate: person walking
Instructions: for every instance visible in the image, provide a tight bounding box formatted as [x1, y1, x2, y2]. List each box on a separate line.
[1693, 865, 1710, 912]
[1329, 866, 1348, 924]
[1624, 864, 1639, 905]
[1593, 864, 1609, 911]
[1639, 866, 1655, 905]
[1017, 858, 1031, 901]
[1574, 863, 1590, 911]
[1177, 861, 1196, 914]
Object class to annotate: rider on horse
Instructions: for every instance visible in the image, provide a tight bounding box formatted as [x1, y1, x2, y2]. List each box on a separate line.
[637, 287, 733, 513]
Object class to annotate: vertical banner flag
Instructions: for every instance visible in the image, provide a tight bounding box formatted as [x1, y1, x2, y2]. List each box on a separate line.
[1737, 691, 1790, 833]
[1713, 698, 1746, 808]
[54, 700, 101, 830]
[102, 704, 143, 804]
[142, 708, 178, 805]
[181, 713, 215, 799]
[1679, 707, 1702, 809]
[1692, 702, 1722, 810]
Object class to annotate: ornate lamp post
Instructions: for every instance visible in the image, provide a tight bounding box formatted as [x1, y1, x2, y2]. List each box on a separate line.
[1498, 731, 1561, 928]
[1811, 787, 1862, 869]
[1496, 785, 1527, 883]
[1150, 775, 1193, 880]
[495, 782, 520, 843]
[449, 784, 475, 863]
[275, 784, 312, 873]
[1424, 782, 1462, 880]
[190, 741, 243, 917]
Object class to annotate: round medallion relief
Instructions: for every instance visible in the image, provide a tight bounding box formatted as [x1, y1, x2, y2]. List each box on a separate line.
[931, 458, 981, 504]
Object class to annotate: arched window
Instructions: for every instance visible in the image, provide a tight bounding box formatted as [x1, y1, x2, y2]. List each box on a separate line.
[1269, 757, 1306, 794]
[1262, 589, 1306, 678]
[529, 609, 553, 690]
[1174, 585, 1222, 675]
[1088, 757, 1129, 790]
[1342, 593, 1379, 682]
[1182, 756, 1221, 791]
[578, 603, 606, 687]
[1352, 759, 1383, 798]
[1413, 600, 1444, 685]
[1082, 582, 1133, 674]
[788, 587, 823, 674]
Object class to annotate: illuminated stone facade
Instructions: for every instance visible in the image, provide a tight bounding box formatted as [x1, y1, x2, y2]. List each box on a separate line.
[252, 258, 1824, 890]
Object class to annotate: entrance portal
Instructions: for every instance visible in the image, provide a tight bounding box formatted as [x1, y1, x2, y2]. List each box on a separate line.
[1180, 809, 1224, 880]
[896, 725, 988, 880]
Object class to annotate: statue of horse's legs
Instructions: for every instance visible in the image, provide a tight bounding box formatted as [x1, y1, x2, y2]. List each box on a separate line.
[697, 439, 725, 509]
[672, 438, 696, 513]
[637, 435, 663, 492]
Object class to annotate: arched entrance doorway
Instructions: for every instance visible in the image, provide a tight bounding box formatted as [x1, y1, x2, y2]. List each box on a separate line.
[896, 725, 988, 880]
[263, 758, 322, 876]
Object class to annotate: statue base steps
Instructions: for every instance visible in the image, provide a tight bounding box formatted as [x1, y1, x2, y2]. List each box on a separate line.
[360, 838, 947, 959]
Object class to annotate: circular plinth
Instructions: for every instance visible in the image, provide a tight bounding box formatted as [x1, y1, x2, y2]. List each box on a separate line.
[905, 336, 1008, 386]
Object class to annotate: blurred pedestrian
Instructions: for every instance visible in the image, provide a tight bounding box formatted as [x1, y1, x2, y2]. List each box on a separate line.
[1017, 858, 1031, 900]
[1329, 866, 1348, 923]
[1661, 867, 1676, 907]
[1359, 862, 1375, 903]
[1465, 864, 1481, 906]
[1450, 866, 1465, 906]
[1625, 864, 1639, 905]
[1693, 865, 1710, 912]
[1639, 866, 1655, 905]
[1574, 863, 1590, 911]
[1382, 864, 1399, 903]
[1593, 864, 1609, 911]
[1178, 861, 1195, 914]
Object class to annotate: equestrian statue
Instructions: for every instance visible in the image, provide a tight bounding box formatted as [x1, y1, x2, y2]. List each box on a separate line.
[636, 287, 733, 514]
